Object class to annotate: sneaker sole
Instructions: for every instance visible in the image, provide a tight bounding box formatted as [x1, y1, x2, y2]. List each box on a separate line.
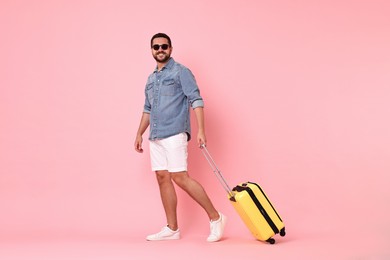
[146, 234, 181, 241]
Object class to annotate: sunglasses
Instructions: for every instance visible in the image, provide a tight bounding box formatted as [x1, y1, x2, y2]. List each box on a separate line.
[152, 44, 170, 51]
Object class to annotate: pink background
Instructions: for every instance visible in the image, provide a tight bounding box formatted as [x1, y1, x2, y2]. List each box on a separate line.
[1, 0, 389, 259]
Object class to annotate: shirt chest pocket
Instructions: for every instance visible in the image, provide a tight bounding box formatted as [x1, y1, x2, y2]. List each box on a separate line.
[161, 79, 177, 96]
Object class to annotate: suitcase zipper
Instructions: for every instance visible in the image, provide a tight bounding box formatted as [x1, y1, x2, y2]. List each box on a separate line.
[234, 185, 280, 235]
[248, 182, 283, 223]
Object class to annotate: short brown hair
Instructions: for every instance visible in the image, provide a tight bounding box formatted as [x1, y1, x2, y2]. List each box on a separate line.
[151, 33, 172, 47]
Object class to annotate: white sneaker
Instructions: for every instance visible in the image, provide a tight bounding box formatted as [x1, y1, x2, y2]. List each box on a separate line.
[207, 212, 227, 242]
[146, 226, 181, 241]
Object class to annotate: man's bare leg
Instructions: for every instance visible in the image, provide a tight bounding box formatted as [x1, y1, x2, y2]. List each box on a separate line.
[155, 170, 179, 230]
[171, 171, 220, 221]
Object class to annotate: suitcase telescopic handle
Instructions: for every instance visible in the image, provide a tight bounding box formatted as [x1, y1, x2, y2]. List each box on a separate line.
[200, 144, 235, 198]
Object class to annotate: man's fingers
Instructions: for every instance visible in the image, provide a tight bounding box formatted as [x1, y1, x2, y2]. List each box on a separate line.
[135, 142, 143, 153]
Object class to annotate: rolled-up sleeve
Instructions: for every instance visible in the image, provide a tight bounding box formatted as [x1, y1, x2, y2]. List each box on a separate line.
[191, 99, 204, 109]
[180, 68, 204, 109]
[143, 87, 151, 114]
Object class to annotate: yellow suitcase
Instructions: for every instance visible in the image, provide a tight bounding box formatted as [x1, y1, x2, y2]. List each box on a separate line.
[201, 145, 286, 244]
[230, 182, 285, 244]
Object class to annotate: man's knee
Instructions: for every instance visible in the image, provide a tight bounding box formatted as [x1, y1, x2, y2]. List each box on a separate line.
[171, 171, 189, 187]
[155, 170, 171, 184]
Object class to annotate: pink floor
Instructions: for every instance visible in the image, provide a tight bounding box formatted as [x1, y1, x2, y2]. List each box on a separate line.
[1, 226, 389, 260]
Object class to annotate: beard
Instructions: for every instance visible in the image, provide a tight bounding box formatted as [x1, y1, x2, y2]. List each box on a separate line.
[153, 52, 171, 63]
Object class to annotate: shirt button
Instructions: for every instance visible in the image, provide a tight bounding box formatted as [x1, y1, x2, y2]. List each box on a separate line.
[153, 124, 156, 126]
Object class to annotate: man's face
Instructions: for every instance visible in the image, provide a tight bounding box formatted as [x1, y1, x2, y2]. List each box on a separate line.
[151, 37, 172, 63]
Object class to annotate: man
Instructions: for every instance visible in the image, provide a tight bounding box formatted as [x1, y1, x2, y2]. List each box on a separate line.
[134, 33, 226, 242]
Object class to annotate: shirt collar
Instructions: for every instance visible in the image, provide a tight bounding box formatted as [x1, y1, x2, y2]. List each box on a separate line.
[154, 57, 175, 73]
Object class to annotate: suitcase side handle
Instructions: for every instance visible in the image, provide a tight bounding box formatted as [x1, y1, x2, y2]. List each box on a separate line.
[200, 144, 234, 198]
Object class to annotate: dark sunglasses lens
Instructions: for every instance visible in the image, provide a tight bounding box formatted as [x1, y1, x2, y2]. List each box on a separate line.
[152, 44, 169, 50]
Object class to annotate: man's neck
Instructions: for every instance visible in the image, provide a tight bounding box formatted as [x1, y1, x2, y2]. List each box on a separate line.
[156, 58, 172, 71]
[157, 63, 165, 71]
[157, 61, 168, 71]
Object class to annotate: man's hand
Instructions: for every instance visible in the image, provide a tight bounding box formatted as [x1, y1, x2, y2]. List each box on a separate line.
[134, 135, 144, 153]
[134, 113, 150, 153]
[197, 131, 207, 148]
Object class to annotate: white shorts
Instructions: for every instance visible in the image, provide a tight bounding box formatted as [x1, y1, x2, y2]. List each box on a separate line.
[149, 133, 188, 173]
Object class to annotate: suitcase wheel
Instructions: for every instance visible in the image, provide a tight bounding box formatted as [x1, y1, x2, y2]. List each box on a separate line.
[280, 228, 286, 237]
[266, 238, 275, 244]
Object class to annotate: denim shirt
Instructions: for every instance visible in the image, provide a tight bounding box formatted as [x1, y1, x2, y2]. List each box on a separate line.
[143, 58, 204, 141]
